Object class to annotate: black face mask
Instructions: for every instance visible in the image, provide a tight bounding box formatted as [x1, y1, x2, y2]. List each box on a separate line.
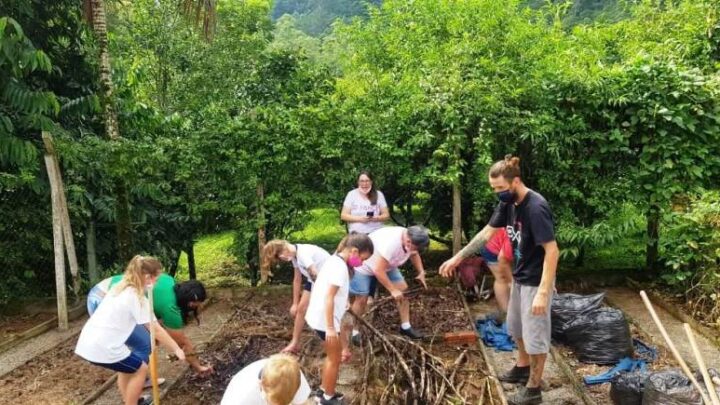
[496, 189, 516, 203]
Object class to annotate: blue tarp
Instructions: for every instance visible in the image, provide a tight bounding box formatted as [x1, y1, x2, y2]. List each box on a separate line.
[476, 316, 516, 352]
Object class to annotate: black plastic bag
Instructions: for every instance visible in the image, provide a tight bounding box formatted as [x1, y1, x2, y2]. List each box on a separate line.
[611, 371, 646, 405]
[565, 307, 633, 364]
[551, 292, 606, 344]
[643, 370, 702, 405]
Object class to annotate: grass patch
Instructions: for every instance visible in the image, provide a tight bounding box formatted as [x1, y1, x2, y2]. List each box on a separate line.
[289, 207, 347, 252]
[176, 231, 248, 287]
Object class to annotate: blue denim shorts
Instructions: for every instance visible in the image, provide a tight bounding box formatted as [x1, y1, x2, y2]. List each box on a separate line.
[349, 268, 404, 296]
[91, 351, 145, 373]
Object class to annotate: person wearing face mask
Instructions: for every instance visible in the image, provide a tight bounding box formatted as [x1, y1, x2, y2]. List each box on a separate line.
[340, 170, 390, 234]
[75, 255, 186, 405]
[349, 225, 430, 345]
[439, 155, 559, 405]
[220, 353, 311, 405]
[305, 233, 374, 405]
[261, 240, 331, 355]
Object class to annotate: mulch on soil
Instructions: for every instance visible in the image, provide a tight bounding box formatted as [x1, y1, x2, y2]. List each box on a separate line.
[164, 285, 494, 405]
[0, 313, 55, 340]
[0, 336, 112, 405]
[164, 289, 325, 405]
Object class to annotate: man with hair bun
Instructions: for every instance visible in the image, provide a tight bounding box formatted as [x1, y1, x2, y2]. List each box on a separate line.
[440, 154, 559, 405]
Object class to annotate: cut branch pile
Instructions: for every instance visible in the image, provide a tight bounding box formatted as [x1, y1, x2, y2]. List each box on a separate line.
[350, 311, 469, 405]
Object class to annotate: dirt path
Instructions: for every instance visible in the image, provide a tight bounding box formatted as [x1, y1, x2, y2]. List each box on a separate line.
[605, 287, 720, 369]
[469, 298, 584, 405]
[90, 292, 238, 405]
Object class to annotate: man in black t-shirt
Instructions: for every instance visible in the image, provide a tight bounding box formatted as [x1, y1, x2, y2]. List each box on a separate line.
[440, 155, 559, 405]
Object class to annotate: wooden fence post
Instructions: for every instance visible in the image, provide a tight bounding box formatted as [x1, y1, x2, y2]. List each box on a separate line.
[44, 148, 69, 330]
[43, 132, 80, 298]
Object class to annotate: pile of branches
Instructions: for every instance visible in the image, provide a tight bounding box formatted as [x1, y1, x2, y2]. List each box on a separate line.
[350, 312, 469, 405]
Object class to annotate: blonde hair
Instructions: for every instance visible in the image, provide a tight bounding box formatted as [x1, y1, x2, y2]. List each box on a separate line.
[261, 354, 302, 405]
[111, 255, 163, 300]
[261, 239, 291, 273]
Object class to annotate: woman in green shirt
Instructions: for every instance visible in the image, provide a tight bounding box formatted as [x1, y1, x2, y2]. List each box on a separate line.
[87, 273, 213, 376]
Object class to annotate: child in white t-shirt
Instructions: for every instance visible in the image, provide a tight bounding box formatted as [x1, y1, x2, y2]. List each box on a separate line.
[75, 255, 186, 405]
[305, 233, 374, 405]
[262, 240, 331, 355]
[220, 354, 312, 405]
[340, 171, 389, 234]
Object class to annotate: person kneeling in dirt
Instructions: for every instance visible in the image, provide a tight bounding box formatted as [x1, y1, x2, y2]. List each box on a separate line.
[87, 269, 214, 379]
[220, 353, 312, 405]
[440, 155, 559, 405]
[75, 255, 186, 405]
[457, 229, 513, 316]
[262, 239, 331, 355]
[349, 225, 430, 344]
[306, 233, 374, 405]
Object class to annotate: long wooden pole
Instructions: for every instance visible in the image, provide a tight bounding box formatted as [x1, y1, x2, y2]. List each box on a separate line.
[148, 284, 161, 404]
[684, 323, 720, 405]
[45, 153, 68, 330]
[43, 132, 80, 297]
[640, 291, 711, 405]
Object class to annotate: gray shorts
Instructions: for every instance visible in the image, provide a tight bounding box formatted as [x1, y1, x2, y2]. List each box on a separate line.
[507, 282, 552, 355]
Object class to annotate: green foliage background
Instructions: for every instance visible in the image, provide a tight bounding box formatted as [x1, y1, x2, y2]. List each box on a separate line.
[1, 0, 719, 309]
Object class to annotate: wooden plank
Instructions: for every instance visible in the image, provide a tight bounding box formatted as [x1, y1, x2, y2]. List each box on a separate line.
[43, 132, 80, 297]
[44, 153, 69, 330]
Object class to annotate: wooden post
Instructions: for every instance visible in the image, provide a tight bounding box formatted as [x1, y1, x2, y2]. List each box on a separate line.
[257, 182, 268, 284]
[44, 152, 69, 330]
[43, 132, 80, 298]
[452, 181, 462, 255]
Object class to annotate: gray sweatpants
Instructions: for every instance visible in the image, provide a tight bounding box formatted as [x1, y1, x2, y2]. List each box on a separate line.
[507, 282, 552, 355]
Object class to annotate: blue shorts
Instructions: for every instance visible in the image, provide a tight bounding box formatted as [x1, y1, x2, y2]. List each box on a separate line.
[301, 276, 313, 292]
[91, 351, 145, 373]
[314, 329, 326, 341]
[480, 247, 499, 265]
[349, 268, 405, 296]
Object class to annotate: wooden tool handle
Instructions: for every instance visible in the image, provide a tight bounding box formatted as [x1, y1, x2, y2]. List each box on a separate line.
[640, 291, 711, 405]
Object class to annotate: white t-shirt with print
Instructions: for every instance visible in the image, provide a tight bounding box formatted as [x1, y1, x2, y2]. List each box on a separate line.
[343, 188, 388, 234]
[355, 226, 413, 276]
[220, 358, 312, 405]
[291, 244, 330, 282]
[75, 286, 152, 364]
[305, 255, 350, 332]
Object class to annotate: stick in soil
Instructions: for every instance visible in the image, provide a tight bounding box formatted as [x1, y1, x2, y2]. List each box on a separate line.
[433, 350, 467, 405]
[350, 311, 418, 401]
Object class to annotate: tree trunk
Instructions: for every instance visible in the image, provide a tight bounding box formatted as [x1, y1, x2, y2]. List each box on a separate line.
[87, 0, 133, 260]
[257, 182, 268, 284]
[646, 205, 660, 274]
[452, 182, 462, 255]
[404, 191, 414, 226]
[186, 240, 197, 280]
[87, 218, 99, 284]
